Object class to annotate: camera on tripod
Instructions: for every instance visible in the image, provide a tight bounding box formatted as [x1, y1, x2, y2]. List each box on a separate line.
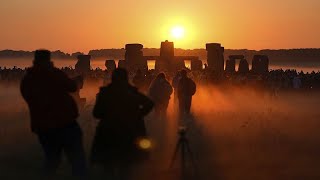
[170, 125, 198, 178]
[178, 126, 187, 137]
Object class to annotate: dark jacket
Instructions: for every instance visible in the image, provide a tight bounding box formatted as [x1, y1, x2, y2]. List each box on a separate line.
[149, 79, 173, 104]
[178, 76, 196, 100]
[91, 83, 154, 164]
[20, 66, 79, 133]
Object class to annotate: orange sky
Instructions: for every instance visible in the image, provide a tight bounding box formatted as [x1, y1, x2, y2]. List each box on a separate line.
[0, 0, 319, 53]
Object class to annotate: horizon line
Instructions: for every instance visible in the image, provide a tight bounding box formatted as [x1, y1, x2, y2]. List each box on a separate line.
[1, 47, 320, 54]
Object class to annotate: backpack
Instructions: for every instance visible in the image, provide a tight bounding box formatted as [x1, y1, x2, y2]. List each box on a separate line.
[188, 79, 196, 95]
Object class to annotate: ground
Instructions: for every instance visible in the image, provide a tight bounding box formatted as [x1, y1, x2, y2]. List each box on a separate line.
[1, 81, 320, 180]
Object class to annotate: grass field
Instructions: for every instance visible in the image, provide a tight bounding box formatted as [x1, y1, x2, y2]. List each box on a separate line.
[1, 81, 320, 180]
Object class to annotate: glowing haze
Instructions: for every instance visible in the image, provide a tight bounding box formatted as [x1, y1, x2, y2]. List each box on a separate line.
[0, 0, 319, 53]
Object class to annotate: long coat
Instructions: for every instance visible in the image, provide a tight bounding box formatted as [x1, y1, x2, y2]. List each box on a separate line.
[91, 83, 154, 165]
[20, 66, 78, 133]
[177, 77, 196, 114]
[148, 78, 173, 105]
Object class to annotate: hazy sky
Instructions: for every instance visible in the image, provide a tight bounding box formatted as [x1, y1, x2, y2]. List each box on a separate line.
[1, 0, 319, 53]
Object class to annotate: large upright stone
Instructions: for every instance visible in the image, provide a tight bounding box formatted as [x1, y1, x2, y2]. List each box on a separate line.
[156, 40, 175, 72]
[225, 59, 236, 73]
[105, 60, 116, 71]
[160, 40, 174, 58]
[191, 60, 203, 71]
[226, 55, 247, 73]
[206, 43, 224, 76]
[252, 55, 269, 74]
[125, 44, 147, 72]
[173, 58, 186, 72]
[75, 55, 91, 75]
[118, 60, 127, 69]
[238, 59, 249, 74]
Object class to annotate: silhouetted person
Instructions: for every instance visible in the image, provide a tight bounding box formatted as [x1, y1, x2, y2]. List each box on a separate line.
[70, 75, 86, 110]
[20, 50, 87, 178]
[149, 73, 173, 120]
[177, 70, 196, 116]
[172, 71, 182, 104]
[91, 68, 154, 179]
[144, 70, 155, 90]
[293, 75, 302, 90]
[132, 69, 145, 91]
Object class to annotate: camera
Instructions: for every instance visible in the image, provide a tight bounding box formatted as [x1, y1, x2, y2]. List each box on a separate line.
[178, 126, 187, 137]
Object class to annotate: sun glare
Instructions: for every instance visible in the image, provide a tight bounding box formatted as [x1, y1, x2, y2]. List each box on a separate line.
[138, 138, 152, 150]
[171, 26, 185, 39]
[161, 18, 195, 47]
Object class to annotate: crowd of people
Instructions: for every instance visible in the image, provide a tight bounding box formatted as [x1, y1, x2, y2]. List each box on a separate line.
[2, 63, 320, 93]
[2, 49, 320, 179]
[19, 50, 197, 179]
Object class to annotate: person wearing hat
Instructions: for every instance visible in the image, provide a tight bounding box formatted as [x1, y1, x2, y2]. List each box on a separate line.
[91, 68, 154, 179]
[177, 70, 196, 117]
[20, 50, 87, 179]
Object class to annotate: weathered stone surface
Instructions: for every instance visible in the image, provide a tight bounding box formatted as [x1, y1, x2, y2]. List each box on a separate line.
[206, 43, 224, 76]
[156, 40, 175, 72]
[125, 44, 147, 72]
[118, 60, 127, 69]
[191, 60, 203, 71]
[226, 55, 249, 74]
[238, 59, 249, 74]
[75, 55, 91, 75]
[252, 55, 269, 74]
[225, 59, 236, 73]
[105, 60, 116, 71]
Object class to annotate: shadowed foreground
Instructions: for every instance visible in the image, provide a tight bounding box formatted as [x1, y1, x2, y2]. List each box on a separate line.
[1, 81, 320, 180]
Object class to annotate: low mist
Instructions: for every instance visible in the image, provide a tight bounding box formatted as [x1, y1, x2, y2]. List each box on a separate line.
[1, 81, 320, 179]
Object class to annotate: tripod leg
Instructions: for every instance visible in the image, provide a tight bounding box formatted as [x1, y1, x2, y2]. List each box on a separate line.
[169, 140, 181, 169]
[185, 140, 200, 178]
[181, 141, 187, 179]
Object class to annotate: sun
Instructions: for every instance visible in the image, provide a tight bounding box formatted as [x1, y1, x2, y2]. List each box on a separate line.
[171, 26, 185, 39]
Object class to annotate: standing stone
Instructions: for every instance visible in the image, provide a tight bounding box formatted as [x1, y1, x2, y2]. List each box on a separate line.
[118, 60, 127, 69]
[105, 60, 116, 71]
[206, 43, 224, 77]
[261, 56, 269, 72]
[173, 58, 186, 72]
[156, 40, 175, 72]
[225, 59, 236, 73]
[191, 60, 203, 71]
[252, 55, 269, 74]
[238, 59, 249, 74]
[75, 55, 91, 75]
[125, 44, 147, 72]
[226, 55, 248, 74]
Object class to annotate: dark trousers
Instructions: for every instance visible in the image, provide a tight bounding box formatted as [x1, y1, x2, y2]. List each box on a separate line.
[179, 96, 192, 116]
[154, 100, 169, 120]
[37, 122, 87, 178]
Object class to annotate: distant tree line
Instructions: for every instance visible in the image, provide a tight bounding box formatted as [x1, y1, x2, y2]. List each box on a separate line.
[1, 48, 320, 64]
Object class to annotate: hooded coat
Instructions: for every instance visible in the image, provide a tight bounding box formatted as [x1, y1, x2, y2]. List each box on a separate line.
[91, 82, 154, 165]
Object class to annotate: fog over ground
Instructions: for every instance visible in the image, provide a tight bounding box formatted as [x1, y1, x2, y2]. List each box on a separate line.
[1, 79, 320, 179]
[1, 58, 320, 73]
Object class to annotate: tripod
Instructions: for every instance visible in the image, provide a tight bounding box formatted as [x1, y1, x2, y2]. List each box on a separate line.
[170, 127, 198, 179]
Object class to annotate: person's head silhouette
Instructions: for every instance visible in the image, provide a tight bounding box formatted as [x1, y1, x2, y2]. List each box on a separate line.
[112, 68, 129, 85]
[136, 69, 142, 75]
[180, 69, 187, 77]
[157, 72, 165, 79]
[33, 49, 53, 68]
